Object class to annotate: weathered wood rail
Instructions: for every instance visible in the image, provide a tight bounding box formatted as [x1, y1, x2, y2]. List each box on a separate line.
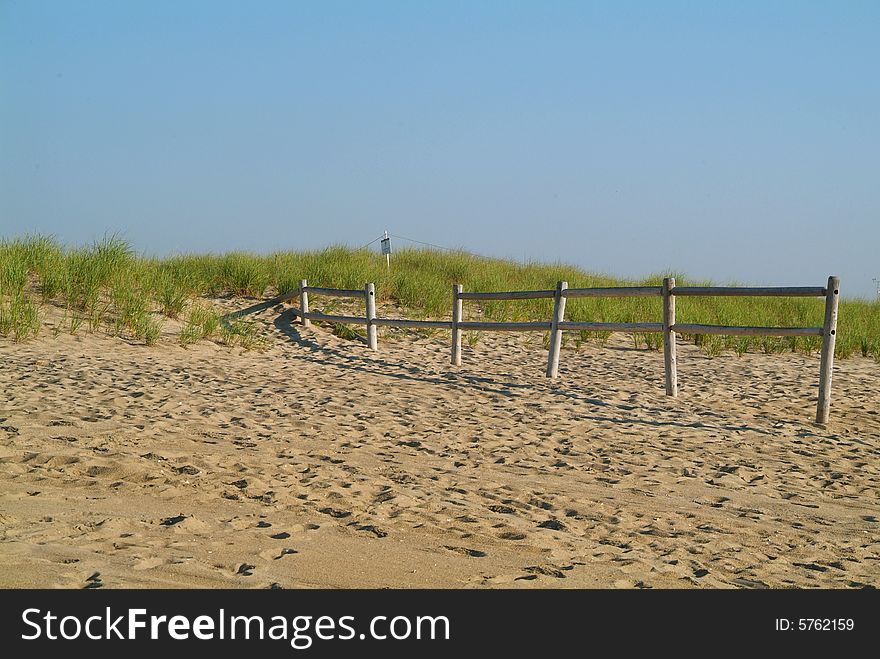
[283, 277, 840, 425]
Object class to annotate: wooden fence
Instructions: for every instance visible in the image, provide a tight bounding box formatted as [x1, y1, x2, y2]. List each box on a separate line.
[282, 276, 840, 425]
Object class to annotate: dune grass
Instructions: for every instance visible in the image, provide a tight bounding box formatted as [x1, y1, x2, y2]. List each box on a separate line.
[1, 234, 878, 359]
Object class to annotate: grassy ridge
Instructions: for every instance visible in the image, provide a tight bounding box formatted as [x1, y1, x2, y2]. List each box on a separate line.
[1, 234, 878, 359]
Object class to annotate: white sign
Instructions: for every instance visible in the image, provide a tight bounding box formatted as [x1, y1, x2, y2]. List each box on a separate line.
[380, 237, 392, 255]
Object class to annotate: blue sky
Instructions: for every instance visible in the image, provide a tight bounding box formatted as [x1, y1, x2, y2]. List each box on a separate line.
[2, 1, 878, 296]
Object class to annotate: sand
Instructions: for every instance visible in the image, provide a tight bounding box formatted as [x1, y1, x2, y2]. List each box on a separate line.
[1, 298, 878, 589]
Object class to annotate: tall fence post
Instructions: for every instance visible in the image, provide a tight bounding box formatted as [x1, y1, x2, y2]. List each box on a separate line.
[451, 284, 463, 366]
[365, 282, 377, 351]
[546, 280, 568, 378]
[299, 279, 310, 328]
[662, 277, 678, 397]
[815, 275, 840, 425]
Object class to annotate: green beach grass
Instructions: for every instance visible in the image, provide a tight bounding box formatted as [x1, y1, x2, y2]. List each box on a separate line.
[1, 234, 878, 360]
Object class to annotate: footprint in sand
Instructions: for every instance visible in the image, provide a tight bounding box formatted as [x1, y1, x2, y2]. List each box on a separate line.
[319, 507, 351, 519]
[443, 546, 487, 558]
[537, 519, 566, 531]
[348, 523, 388, 538]
[134, 557, 165, 571]
[730, 577, 769, 589]
[83, 572, 103, 589]
[523, 565, 568, 578]
[258, 548, 298, 561]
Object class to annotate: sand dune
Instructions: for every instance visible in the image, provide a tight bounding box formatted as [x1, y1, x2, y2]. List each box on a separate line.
[1, 299, 878, 588]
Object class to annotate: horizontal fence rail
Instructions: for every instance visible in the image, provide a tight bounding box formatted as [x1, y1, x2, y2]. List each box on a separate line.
[288, 277, 840, 424]
[458, 290, 556, 300]
[564, 286, 662, 298]
[671, 286, 827, 297]
[670, 323, 824, 337]
[557, 321, 664, 333]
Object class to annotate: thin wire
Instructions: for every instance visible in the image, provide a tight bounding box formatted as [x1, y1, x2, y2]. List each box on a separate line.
[357, 235, 385, 250]
[389, 232, 480, 256]
[359, 230, 485, 259]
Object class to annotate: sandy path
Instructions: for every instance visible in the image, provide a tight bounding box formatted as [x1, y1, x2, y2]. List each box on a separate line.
[1, 300, 878, 588]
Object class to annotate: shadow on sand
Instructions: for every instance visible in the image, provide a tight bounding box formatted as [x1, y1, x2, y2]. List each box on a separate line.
[252, 306, 776, 437]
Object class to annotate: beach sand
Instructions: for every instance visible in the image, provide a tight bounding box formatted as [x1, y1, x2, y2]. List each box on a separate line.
[1, 299, 878, 588]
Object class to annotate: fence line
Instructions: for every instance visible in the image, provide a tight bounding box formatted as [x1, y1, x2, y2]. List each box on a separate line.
[669, 324, 823, 337]
[557, 321, 663, 333]
[458, 290, 555, 300]
[670, 286, 826, 297]
[564, 286, 661, 298]
[286, 277, 840, 425]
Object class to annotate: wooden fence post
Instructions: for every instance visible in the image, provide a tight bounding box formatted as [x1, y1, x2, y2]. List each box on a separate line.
[365, 282, 377, 350]
[299, 279, 310, 328]
[815, 276, 840, 425]
[662, 277, 678, 397]
[546, 281, 568, 378]
[451, 284, 463, 366]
